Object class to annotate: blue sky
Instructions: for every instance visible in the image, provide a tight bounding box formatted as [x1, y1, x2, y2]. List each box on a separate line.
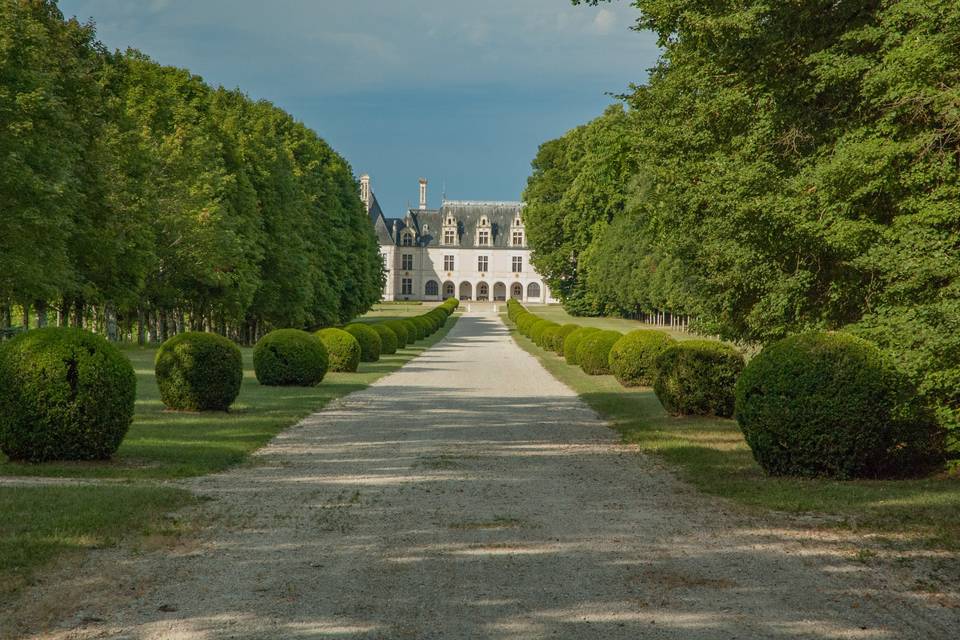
[58, 0, 660, 215]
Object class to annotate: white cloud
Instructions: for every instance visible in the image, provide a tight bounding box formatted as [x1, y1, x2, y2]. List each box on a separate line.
[591, 8, 617, 35]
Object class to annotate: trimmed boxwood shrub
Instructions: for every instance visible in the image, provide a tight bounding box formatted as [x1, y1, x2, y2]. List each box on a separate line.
[735, 332, 946, 479]
[535, 322, 560, 347]
[345, 323, 382, 362]
[654, 340, 744, 417]
[553, 324, 580, 355]
[541, 325, 561, 351]
[564, 327, 600, 364]
[156, 332, 243, 411]
[577, 330, 623, 375]
[401, 319, 421, 341]
[609, 330, 677, 387]
[0, 328, 136, 462]
[253, 329, 328, 387]
[411, 316, 431, 338]
[516, 312, 536, 334]
[528, 319, 551, 344]
[384, 320, 410, 347]
[370, 324, 399, 355]
[316, 328, 362, 373]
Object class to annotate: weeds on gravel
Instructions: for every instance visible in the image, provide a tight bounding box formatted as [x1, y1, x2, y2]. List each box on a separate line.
[507, 319, 960, 555]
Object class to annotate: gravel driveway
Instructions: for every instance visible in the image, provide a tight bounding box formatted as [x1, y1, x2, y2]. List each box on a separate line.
[24, 312, 957, 639]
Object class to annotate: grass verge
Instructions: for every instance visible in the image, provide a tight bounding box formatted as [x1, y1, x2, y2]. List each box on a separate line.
[0, 314, 459, 602]
[506, 317, 960, 556]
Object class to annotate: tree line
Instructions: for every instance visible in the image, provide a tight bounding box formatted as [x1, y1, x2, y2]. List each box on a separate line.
[0, 1, 384, 344]
[524, 0, 959, 440]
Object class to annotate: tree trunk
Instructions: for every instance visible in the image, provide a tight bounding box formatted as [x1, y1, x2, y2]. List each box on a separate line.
[148, 310, 158, 344]
[35, 300, 48, 328]
[21, 302, 30, 329]
[137, 306, 146, 346]
[105, 302, 118, 342]
[159, 309, 169, 342]
[0, 305, 10, 329]
[73, 299, 84, 328]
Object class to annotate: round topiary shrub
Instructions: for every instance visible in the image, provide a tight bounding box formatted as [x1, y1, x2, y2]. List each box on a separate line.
[411, 316, 431, 338]
[515, 312, 536, 334]
[253, 329, 328, 387]
[316, 328, 362, 373]
[654, 340, 744, 417]
[736, 332, 946, 479]
[0, 328, 136, 462]
[563, 327, 600, 364]
[383, 320, 410, 347]
[370, 324, 399, 355]
[156, 332, 243, 412]
[608, 330, 677, 387]
[345, 323, 382, 362]
[398, 319, 419, 342]
[541, 325, 561, 352]
[553, 324, 579, 355]
[528, 319, 552, 344]
[577, 330, 624, 375]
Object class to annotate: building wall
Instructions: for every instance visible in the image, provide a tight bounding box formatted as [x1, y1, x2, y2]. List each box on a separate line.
[382, 245, 556, 303]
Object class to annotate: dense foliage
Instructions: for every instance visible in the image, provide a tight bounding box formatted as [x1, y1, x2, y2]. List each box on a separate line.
[253, 329, 328, 387]
[345, 324, 382, 363]
[383, 320, 410, 347]
[526, 0, 960, 450]
[0, 328, 135, 461]
[370, 324, 399, 355]
[654, 340, 744, 418]
[155, 332, 243, 411]
[563, 327, 600, 365]
[736, 333, 945, 479]
[0, 1, 384, 343]
[316, 328, 361, 373]
[608, 330, 676, 387]
[577, 330, 623, 376]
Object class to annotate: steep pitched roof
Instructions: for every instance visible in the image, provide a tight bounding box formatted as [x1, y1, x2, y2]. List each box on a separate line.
[380, 201, 524, 249]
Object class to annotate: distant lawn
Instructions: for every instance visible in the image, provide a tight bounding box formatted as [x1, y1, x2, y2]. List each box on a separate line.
[507, 317, 960, 557]
[523, 304, 700, 341]
[0, 314, 458, 603]
[0, 315, 457, 480]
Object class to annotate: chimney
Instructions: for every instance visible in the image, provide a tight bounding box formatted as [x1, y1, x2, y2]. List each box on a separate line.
[360, 174, 371, 212]
[419, 178, 427, 210]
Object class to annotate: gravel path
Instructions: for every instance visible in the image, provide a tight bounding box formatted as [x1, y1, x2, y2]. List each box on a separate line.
[23, 312, 957, 639]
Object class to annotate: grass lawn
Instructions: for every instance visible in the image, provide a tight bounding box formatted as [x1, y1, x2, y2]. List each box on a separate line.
[0, 313, 458, 601]
[507, 317, 960, 557]
[523, 304, 700, 341]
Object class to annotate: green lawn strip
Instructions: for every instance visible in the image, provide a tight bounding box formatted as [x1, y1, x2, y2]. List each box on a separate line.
[0, 315, 459, 480]
[0, 484, 195, 600]
[507, 317, 960, 554]
[520, 304, 700, 340]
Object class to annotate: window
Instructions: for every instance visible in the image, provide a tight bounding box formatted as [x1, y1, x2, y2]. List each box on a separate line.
[512, 256, 522, 273]
[444, 229, 456, 245]
[443, 282, 455, 298]
[444, 255, 455, 271]
[425, 280, 439, 296]
[478, 256, 489, 272]
[401, 254, 413, 271]
[512, 230, 524, 246]
[478, 230, 490, 246]
[511, 283, 523, 300]
[527, 282, 541, 299]
[401, 278, 413, 295]
[402, 233, 414, 247]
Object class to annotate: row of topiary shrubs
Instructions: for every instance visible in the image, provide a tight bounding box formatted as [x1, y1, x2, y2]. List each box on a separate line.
[505, 300, 946, 480]
[507, 299, 743, 418]
[0, 299, 460, 463]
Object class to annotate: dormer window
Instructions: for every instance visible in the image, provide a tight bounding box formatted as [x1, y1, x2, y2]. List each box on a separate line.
[478, 230, 490, 246]
[443, 229, 456, 245]
[512, 230, 524, 247]
[402, 231, 414, 246]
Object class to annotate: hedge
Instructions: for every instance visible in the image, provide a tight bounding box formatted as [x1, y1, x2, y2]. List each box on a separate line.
[401, 319, 421, 342]
[608, 330, 677, 387]
[345, 323, 382, 362]
[383, 320, 410, 347]
[156, 332, 243, 411]
[552, 324, 580, 355]
[735, 332, 946, 479]
[563, 327, 601, 364]
[0, 328, 136, 461]
[577, 330, 623, 376]
[541, 325, 561, 352]
[316, 328, 362, 373]
[653, 340, 743, 417]
[253, 329, 328, 387]
[528, 319, 552, 344]
[370, 324, 399, 355]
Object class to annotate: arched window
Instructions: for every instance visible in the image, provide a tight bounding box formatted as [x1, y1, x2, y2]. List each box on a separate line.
[443, 282, 456, 299]
[477, 282, 489, 301]
[511, 283, 523, 300]
[425, 280, 439, 297]
[527, 282, 542, 300]
[402, 233, 414, 247]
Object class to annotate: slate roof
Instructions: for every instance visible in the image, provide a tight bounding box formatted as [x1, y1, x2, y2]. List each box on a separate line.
[377, 200, 525, 249]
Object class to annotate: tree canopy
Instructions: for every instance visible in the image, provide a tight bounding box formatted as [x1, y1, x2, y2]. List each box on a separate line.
[0, 0, 384, 341]
[525, 0, 960, 443]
